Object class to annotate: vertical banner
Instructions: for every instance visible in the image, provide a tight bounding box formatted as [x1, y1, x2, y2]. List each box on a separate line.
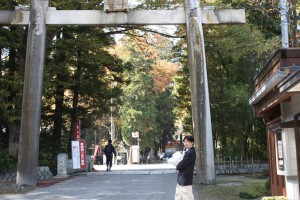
[93, 145, 100, 159]
[72, 141, 80, 169]
[74, 121, 80, 140]
[72, 140, 86, 169]
[79, 140, 86, 169]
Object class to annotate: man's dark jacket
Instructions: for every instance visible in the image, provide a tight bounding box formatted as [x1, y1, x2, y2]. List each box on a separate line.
[104, 144, 116, 158]
[176, 147, 196, 186]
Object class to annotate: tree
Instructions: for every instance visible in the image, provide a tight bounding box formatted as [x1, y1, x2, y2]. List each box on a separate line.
[119, 34, 159, 147]
[113, 31, 178, 152]
[156, 89, 176, 152]
[41, 24, 126, 158]
[0, 0, 29, 155]
[0, 0, 127, 171]
[172, 27, 193, 134]
[205, 23, 279, 158]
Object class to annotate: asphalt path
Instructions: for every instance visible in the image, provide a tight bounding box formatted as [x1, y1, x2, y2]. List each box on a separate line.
[1, 163, 200, 200]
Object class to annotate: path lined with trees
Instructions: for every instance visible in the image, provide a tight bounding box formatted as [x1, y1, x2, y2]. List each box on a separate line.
[1, 0, 299, 175]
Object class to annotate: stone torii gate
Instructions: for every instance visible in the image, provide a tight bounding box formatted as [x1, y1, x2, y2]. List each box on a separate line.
[0, 0, 245, 186]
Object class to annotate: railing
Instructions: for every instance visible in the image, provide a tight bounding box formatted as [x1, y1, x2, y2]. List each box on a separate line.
[215, 156, 268, 175]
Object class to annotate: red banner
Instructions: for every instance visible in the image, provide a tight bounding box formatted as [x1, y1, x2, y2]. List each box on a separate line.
[75, 121, 80, 140]
[93, 145, 100, 160]
[79, 140, 86, 169]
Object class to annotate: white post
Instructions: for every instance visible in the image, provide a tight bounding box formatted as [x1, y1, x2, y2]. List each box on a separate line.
[280, 0, 289, 48]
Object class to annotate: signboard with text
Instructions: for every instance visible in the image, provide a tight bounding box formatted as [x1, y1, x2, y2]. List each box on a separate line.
[132, 145, 140, 163]
[72, 140, 86, 169]
[131, 131, 139, 138]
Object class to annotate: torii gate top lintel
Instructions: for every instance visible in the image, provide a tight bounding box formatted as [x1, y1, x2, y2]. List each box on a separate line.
[1, 6, 245, 26]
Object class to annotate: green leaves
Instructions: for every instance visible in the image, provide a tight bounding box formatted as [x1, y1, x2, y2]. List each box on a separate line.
[118, 32, 176, 148]
[205, 23, 278, 158]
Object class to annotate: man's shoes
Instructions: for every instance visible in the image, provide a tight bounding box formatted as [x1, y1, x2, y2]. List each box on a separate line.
[108, 167, 111, 172]
[106, 168, 108, 171]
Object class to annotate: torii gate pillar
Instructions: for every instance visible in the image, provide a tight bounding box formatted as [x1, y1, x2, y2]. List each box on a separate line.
[185, 0, 215, 184]
[16, 0, 49, 186]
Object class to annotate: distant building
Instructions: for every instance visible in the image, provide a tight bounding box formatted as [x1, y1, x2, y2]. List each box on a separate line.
[249, 48, 300, 199]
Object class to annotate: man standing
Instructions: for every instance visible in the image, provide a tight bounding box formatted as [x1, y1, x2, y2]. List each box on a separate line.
[160, 153, 164, 163]
[175, 135, 196, 200]
[104, 139, 116, 172]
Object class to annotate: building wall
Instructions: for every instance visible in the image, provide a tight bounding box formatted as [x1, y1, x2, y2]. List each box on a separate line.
[277, 128, 297, 176]
[281, 95, 300, 200]
[286, 176, 299, 200]
[282, 94, 300, 118]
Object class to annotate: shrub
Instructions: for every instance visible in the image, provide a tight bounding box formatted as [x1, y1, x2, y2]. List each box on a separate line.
[39, 150, 57, 175]
[265, 178, 271, 196]
[0, 150, 17, 173]
[239, 192, 256, 199]
[261, 168, 269, 178]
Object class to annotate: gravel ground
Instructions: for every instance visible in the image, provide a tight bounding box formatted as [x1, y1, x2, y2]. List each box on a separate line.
[0, 177, 70, 196]
[0, 168, 265, 199]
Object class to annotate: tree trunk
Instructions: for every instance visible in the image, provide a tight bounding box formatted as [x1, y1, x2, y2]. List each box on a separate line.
[220, 129, 227, 157]
[289, 0, 299, 47]
[6, 39, 22, 156]
[53, 76, 65, 151]
[53, 48, 67, 152]
[161, 130, 167, 152]
[7, 121, 20, 156]
[68, 50, 82, 155]
[242, 135, 249, 157]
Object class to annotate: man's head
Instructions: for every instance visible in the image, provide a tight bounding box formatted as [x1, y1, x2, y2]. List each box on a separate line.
[108, 139, 112, 144]
[183, 135, 194, 149]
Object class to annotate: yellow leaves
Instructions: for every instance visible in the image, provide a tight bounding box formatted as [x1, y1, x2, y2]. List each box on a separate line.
[152, 59, 179, 93]
[110, 31, 179, 93]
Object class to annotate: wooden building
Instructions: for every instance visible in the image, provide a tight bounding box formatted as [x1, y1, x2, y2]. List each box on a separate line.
[249, 48, 300, 199]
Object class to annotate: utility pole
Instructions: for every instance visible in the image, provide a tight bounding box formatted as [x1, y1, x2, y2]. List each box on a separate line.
[280, 0, 289, 47]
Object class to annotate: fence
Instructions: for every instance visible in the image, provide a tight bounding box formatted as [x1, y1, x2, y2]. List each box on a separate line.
[215, 156, 268, 174]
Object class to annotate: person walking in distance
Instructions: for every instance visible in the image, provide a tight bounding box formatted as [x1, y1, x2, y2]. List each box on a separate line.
[175, 135, 196, 200]
[104, 139, 116, 172]
[160, 153, 164, 163]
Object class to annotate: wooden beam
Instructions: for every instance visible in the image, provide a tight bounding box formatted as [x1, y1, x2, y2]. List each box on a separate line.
[254, 88, 291, 117]
[0, 8, 245, 26]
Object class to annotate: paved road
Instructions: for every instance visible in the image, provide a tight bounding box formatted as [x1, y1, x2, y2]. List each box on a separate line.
[1, 164, 200, 200]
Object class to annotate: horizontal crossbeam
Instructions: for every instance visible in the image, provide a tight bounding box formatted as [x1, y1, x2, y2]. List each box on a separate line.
[0, 8, 245, 26]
